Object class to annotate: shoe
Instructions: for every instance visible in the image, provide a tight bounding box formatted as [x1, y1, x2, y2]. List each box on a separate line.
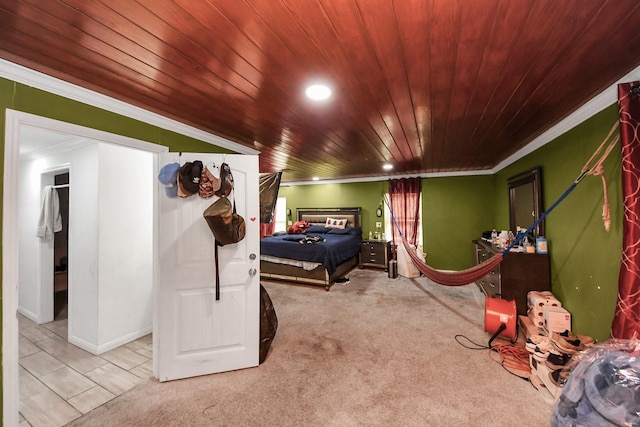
[551, 330, 590, 354]
[571, 332, 595, 348]
[545, 351, 573, 370]
[555, 329, 594, 345]
[530, 374, 556, 404]
[532, 338, 554, 362]
[525, 334, 548, 353]
[335, 277, 350, 285]
[549, 369, 571, 387]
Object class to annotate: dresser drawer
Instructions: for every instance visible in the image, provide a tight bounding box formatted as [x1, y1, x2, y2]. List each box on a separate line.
[477, 268, 501, 297]
[363, 244, 383, 262]
[475, 242, 502, 297]
[360, 241, 392, 270]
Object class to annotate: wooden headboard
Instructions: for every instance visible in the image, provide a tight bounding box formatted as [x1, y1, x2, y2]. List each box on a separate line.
[297, 207, 362, 229]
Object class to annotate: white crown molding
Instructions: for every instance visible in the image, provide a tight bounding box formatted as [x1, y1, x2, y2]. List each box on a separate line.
[0, 59, 259, 155]
[493, 64, 640, 173]
[283, 169, 494, 186]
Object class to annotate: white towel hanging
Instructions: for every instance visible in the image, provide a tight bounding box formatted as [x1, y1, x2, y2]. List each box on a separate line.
[36, 185, 62, 239]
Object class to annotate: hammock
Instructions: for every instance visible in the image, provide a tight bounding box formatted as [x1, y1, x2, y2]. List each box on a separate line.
[389, 121, 620, 287]
[399, 234, 504, 286]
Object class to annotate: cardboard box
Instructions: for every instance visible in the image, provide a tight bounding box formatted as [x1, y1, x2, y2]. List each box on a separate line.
[528, 308, 545, 329]
[527, 290, 561, 310]
[543, 306, 571, 334]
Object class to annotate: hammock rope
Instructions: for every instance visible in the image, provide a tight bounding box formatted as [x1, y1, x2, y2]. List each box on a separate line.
[580, 121, 619, 232]
[386, 121, 620, 286]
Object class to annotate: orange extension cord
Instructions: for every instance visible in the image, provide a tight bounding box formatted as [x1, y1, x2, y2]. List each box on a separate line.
[489, 344, 531, 378]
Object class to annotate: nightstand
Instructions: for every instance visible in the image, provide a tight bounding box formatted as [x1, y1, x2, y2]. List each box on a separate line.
[360, 240, 392, 270]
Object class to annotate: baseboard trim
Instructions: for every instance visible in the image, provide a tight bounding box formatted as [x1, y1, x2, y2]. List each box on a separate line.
[17, 306, 39, 324]
[69, 326, 153, 356]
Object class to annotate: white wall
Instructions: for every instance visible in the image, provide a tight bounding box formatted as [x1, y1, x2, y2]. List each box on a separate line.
[95, 143, 153, 351]
[68, 143, 101, 349]
[18, 155, 43, 321]
[19, 141, 154, 354]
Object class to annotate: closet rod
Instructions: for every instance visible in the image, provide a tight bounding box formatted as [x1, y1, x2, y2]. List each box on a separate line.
[51, 184, 69, 189]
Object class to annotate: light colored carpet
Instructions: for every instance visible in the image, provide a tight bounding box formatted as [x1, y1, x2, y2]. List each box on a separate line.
[68, 269, 554, 426]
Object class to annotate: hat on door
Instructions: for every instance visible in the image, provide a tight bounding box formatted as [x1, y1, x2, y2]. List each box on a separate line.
[178, 161, 203, 197]
[157, 163, 180, 198]
[199, 166, 221, 198]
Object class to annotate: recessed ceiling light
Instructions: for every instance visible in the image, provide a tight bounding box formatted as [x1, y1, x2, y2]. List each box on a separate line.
[312, 176, 319, 181]
[305, 84, 332, 101]
[383, 164, 393, 171]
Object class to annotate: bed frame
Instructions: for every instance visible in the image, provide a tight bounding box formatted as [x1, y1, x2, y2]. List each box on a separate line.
[260, 207, 362, 290]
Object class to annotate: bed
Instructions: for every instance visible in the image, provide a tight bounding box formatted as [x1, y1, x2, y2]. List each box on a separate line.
[260, 207, 362, 290]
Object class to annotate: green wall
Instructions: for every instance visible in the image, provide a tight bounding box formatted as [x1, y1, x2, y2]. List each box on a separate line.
[0, 79, 234, 153]
[422, 174, 495, 270]
[280, 106, 622, 343]
[280, 181, 389, 234]
[0, 77, 233, 418]
[495, 105, 622, 341]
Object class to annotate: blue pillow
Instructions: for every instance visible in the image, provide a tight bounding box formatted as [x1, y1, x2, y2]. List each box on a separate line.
[307, 225, 331, 233]
[327, 228, 350, 235]
[348, 226, 363, 235]
[328, 227, 362, 235]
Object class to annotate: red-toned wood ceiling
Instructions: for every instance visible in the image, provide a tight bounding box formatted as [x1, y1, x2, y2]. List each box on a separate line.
[1, 0, 640, 182]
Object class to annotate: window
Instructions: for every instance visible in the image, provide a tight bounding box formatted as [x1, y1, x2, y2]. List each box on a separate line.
[273, 197, 287, 232]
[383, 193, 423, 248]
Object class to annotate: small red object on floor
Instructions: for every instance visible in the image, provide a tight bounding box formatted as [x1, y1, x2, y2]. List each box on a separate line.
[484, 296, 517, 341]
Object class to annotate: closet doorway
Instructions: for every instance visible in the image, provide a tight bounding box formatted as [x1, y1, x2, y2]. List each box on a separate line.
[53, 172, 69, 321]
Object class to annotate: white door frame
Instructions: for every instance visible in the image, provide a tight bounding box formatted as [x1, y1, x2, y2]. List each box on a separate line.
[2, 110, 168, 426]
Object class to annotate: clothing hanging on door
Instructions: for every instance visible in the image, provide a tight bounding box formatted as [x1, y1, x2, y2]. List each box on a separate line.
[36, 185, 62, 239]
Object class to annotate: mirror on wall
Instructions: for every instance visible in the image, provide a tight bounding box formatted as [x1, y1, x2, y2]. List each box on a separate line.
[508, 167, 543, 238]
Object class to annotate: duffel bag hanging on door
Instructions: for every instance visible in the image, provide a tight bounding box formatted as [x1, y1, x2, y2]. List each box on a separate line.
[203, 196, 246, 246]
[203, 165, 245, 300]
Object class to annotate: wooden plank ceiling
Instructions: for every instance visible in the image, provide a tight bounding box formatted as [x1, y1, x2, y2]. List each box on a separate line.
[1, 0, 640, 182]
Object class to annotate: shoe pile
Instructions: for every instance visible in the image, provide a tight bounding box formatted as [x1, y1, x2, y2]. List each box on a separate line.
[521, 291, 595, 402]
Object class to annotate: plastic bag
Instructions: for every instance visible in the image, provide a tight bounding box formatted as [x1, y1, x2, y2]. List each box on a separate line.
[551, 339, 640, 426]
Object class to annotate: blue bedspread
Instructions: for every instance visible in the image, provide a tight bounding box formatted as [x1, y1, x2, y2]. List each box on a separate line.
[260, 233, 362, 276]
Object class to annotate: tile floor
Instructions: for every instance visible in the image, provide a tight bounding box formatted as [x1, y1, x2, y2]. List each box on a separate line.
[18, 307, 153, 427]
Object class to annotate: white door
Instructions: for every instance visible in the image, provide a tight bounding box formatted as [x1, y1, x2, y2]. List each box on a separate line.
[156, 153, 260, 381]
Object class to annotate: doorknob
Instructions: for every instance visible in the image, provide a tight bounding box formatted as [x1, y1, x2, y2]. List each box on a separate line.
[249, 268, 257, 277]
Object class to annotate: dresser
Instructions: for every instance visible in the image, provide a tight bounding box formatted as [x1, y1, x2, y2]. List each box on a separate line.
[360, 240, 392, 270]
[473, 239, 550, 315]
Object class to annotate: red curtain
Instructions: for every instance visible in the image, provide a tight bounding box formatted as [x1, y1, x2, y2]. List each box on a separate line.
[611, 81, 640, 339]
[389, 178, 421, 247]
[260, 223, 275, 239]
